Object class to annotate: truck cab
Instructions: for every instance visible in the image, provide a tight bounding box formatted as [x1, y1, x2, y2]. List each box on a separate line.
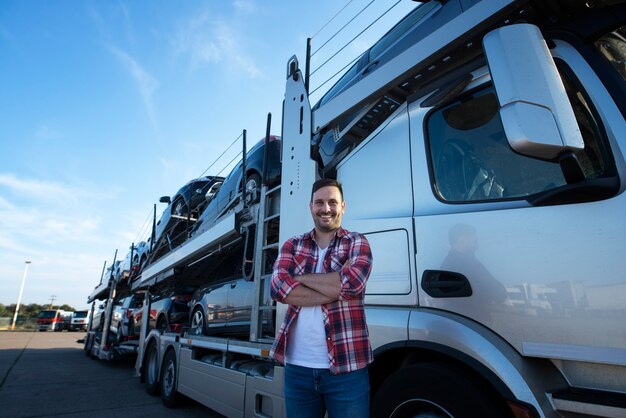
[36, 309, 67, 332]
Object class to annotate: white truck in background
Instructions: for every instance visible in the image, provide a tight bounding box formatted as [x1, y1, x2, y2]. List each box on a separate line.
[128, 1, 626, 417]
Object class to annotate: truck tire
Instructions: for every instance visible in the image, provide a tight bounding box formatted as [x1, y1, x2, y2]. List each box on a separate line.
[144, 340, 160, 396]
[371, 362, 513, 418]
[161, 349, 182, 408]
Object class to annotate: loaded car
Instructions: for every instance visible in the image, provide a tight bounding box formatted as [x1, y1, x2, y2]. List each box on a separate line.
[192, 136, 282, 236]
[109, 293, 144, 342]
[116, 241, 151, 281]
[129, 288, 195, 336]
[149, 176, 224, 263]
[188, 276, 273, 339]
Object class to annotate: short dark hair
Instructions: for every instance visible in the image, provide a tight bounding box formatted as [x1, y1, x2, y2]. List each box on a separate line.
[311, 178, 343, 201]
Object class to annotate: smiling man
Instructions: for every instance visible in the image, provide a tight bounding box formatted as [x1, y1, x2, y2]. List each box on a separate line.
[270, 178, 373, 418]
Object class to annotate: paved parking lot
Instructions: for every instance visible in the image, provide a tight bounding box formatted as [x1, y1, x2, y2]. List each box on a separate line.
[0, 331, 223, 418]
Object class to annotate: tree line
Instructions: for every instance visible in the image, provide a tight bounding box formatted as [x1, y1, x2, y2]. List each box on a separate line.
[0, 303, 78, 318]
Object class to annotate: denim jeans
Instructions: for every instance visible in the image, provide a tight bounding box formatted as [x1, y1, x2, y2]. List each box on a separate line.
[284, 364, 370, 418]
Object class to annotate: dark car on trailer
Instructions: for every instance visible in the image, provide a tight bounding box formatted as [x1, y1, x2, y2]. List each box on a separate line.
[129, 287, 195, 335]
[188, 276, 273, 338]
[192, 135, 282, 236]
[149, 175, 224, 263]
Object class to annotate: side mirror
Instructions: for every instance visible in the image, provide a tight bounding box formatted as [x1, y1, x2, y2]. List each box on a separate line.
[483, 24, 584, 160]
[159, 196, 171, 204]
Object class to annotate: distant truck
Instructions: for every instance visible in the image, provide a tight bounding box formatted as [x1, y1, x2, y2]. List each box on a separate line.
[67, 310, 91, 332]
[36, 309, 70, 332]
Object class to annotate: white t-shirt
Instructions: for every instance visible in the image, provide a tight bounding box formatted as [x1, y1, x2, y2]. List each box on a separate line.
[285, 246, 330, 368]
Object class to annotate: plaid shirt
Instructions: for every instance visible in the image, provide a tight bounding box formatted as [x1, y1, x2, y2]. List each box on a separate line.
[270, 226, 373, 374]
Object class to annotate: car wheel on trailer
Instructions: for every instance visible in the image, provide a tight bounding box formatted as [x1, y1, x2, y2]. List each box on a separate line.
[189, 307, 205, 336]
[371, 362, 513, 418]
[144, 340, 160, 396]
[161, 349, 182, 408]
[244, 172, 261, 203]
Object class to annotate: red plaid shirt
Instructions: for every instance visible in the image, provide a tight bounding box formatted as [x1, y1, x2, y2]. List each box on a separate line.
[270, 226, 373, 374]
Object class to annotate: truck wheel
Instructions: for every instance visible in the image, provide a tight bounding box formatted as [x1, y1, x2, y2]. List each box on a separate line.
[371, 362, 512, 418]
[189, 307, 205, 336]
[161, 349, 182, 408]
[144, 341, 160, 396]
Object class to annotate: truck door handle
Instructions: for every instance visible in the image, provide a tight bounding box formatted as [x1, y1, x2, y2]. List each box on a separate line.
[230, 283, 237, 289]
[421, 270, 472, 298]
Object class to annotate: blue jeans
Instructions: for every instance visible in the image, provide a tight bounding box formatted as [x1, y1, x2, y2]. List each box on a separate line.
[284, 364, 369, 418]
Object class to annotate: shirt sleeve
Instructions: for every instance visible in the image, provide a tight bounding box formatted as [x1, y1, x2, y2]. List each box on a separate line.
[338, 233, 373, 301]
[270, 238, 302, 303]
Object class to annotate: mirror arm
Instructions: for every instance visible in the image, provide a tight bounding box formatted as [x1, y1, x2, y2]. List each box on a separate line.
[559, 153, 586, 184]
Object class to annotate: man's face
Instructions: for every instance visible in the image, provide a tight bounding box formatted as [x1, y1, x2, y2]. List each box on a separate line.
[310, 186, 345, 233]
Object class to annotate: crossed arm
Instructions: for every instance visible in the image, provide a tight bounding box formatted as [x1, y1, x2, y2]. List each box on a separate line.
[270, 235, 372, 307]
[284, 272, 341, 306]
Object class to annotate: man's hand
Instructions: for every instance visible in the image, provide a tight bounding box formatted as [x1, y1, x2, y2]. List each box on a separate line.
[284, 285, 336, 307]
[296, 272, 341, 300]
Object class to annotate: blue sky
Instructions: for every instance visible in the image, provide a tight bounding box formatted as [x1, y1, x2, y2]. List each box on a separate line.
[0, 0, 417, 310]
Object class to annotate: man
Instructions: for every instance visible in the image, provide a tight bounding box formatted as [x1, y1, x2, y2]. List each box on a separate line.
[270, 178, 373, 418]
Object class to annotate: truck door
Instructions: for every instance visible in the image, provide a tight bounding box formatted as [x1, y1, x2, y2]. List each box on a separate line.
[410, 37, 626, 366]
[336, 105, 417, 308]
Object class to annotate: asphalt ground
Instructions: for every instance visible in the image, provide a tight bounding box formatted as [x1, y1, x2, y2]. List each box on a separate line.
[0, 331, 224, 418]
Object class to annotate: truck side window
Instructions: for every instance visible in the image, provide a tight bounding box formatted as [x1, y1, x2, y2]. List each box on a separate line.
[595, 26, 626, 82]
[427, 70, 610, 203]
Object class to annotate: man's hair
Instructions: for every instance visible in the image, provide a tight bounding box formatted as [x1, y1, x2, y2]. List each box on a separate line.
[311, 178, 343, 201]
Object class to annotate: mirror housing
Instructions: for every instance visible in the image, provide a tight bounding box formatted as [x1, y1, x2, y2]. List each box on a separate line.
[483, 24, 584, 160]
[159, 196, 171, 204]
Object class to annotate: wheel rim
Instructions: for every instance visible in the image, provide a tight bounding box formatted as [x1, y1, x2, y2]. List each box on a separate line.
[146, 344, 158, 385]
[390, 399, 453, 418]
[245, 177, 258, 194]
[190, 309, 204, 335]
[163, 357, 175, 396]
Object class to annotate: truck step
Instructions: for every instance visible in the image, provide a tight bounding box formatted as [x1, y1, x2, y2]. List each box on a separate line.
[549, 387, 626, 418]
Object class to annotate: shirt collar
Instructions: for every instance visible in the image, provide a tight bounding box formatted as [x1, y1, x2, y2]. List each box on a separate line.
[303, 226, 347, 243]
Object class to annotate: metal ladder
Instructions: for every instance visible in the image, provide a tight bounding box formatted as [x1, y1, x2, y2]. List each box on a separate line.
[249, 183, 280, 343]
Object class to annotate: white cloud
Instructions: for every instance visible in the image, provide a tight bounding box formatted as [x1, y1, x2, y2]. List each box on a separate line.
[0, 173, 119, 308]
[0, 173, 78, 203]
[172, 12, 262, 78]
[0, 173, 118, 204]
[108, 46, 160, 130]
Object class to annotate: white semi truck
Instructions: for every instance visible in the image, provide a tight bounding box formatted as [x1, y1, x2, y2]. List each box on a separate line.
[130, 0, 626, 417]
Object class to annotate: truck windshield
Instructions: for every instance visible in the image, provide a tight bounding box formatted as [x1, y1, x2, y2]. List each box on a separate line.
[38, 310, 57, 319]
[73, 312, 88, 318]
